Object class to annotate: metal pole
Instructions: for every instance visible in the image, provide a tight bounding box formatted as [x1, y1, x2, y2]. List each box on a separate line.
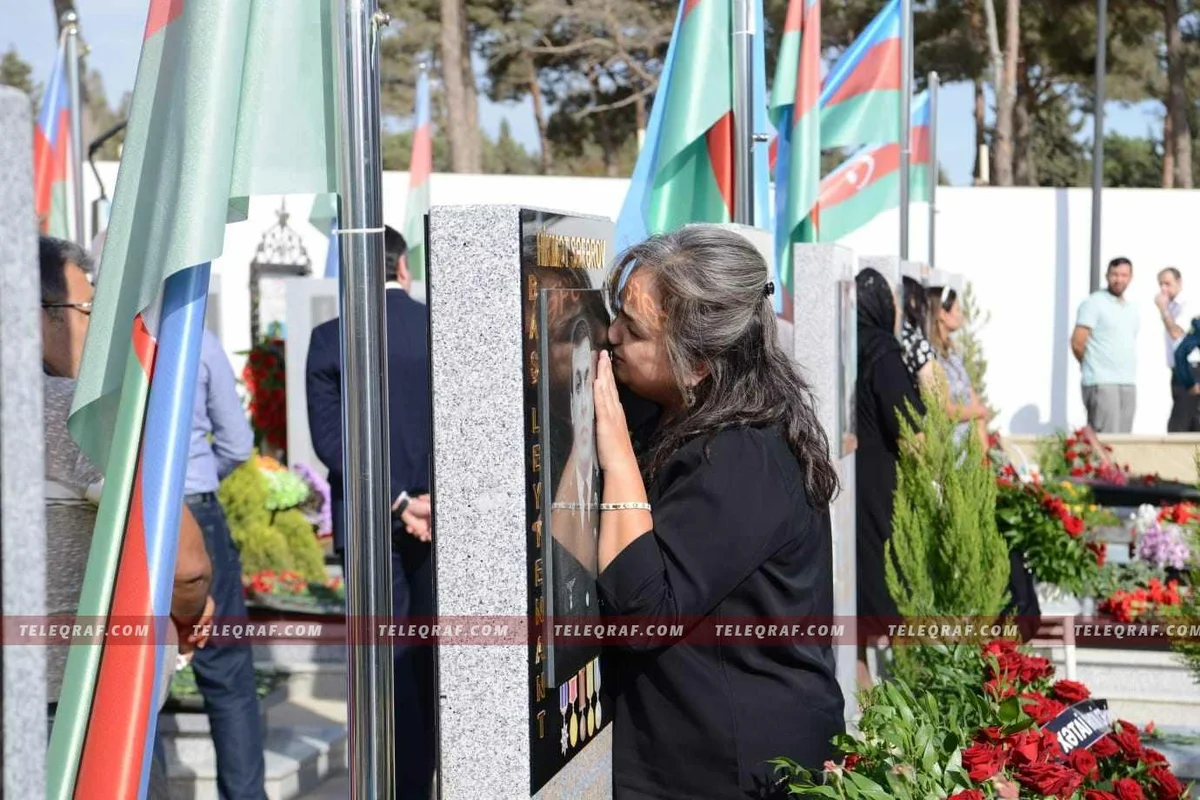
[928, 72, 939, 268]
[62, 11, 86, 245]
[898, 0, 913, 259]
[731, 0, 755, 225]
[1090, 0, 1107, 294]
[332, 1, 395, 797]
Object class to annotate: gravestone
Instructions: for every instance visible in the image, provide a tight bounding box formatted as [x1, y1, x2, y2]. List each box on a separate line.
[0, 86, 47, 797]
[859, 255, 901, 288]
[790, 244, 860, 720]
[427, 205, 613, 798]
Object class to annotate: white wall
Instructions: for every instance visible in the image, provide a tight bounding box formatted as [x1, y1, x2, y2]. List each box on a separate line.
[84, 163, 1198, 435]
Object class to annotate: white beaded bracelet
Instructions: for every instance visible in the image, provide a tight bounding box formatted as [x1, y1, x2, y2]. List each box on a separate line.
[599, 502, 651, 512]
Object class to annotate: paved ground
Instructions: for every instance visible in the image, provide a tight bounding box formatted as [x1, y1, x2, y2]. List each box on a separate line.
[296, 769, 347, 798]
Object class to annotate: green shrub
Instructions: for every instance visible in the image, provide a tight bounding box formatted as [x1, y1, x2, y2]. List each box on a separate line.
[217, 456, 325, 582]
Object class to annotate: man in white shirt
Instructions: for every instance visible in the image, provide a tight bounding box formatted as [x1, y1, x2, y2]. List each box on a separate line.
[1157, 267, 1200, 431]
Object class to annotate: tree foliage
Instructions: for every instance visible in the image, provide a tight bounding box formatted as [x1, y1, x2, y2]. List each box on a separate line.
[886, 385, 1011, 619]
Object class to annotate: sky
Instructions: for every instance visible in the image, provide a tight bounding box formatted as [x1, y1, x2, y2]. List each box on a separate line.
[3, 0, 1168, 187]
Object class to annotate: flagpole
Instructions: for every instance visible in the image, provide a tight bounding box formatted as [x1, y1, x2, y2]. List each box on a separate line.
[732, 0, 755, 224]
[928, 71, 939, 268]
[1090, 0, 1107, 294]
[898, 0, 913, 260]
[333, 1, 396, 797]
[62, 10, 86, 245]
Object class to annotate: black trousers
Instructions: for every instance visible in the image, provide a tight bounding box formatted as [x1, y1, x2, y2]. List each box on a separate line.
[1168, 374, 1200, 432]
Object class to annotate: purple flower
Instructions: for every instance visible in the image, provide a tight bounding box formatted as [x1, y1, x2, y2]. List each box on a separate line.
[1136, 520, 1191, 570]
[292, 462, 333, 536]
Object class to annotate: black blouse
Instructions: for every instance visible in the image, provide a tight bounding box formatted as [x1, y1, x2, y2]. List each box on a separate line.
[597, 424, 844, 799]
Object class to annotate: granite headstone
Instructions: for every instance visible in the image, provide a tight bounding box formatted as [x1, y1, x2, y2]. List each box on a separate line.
[0, 85, 47, 797]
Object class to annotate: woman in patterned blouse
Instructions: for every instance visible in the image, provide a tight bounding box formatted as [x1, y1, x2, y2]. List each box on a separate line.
[927, 284, 990, 451]
[899, 277, 935, 389]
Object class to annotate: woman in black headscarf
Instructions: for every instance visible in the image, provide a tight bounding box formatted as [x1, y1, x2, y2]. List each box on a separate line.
[855, 269, 924, 682]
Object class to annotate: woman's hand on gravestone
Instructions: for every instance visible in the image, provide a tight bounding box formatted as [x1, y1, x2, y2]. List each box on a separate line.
[594, 351, 636, 475]
[401, 494, 432, 542]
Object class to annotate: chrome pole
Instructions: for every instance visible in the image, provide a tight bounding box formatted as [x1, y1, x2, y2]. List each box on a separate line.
[928, 71, 939, 268]
[1090, 0, 1107, 293]
[332, 0, 395, 796]
[898, 0, 913, 259]
[62, 11, 86, 245]
[731, 0, 755, 224]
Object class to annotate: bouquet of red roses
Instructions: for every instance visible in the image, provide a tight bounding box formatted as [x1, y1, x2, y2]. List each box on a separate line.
[242, 337, 287, 456]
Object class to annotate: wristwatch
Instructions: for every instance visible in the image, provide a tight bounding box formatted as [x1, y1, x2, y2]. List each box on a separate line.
[394, 490, 411, 516]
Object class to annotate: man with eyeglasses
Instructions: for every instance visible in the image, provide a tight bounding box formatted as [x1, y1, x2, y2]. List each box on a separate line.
[39, 237, 95, 379]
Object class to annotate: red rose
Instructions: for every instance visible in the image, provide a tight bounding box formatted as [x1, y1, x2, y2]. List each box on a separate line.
[1091, 735, 1121, 758]
[1142, 747, 1168, 765]
[1148, 765, 1184, 799]
[984, 676, 1017, 700]
[1021, 692, 1067, 725]
[1113, 778, 1146, 800]
[1018, 654, 1055, 683]
[1067, 747, 1099, 779]
[844, 753, 862, 770]
[1016, 762, 1084, 799]
[1085, 792, 1120, 800]
[976, 726, 1006, 743]
[949, 791, 985, 800]
[1006, 729, 1044, 766]
[1089, 542, 1108, 567]
[1114, 722, 1143, 760]
[1052, 680, 1091, 704]
[963, 742, 1007, 782]
[1065, 449, 1079, 460]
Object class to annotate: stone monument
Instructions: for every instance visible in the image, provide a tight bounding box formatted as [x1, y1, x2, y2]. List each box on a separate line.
[790, 244, 860, 720]
[427, 205, 613, 798]
[859, 255, 901, 287]
[0, 86, 47, 797]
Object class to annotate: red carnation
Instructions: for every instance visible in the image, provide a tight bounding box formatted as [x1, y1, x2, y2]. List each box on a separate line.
[1063, 514, 1086, 536]
[1148, 765, 1184, 799]
[1022, 692, 1067, 725]
[1091, 735, 1121, 758]
[1052, 680, 1091, 704]
[949, 791, 985, 800]
[962, 742, 1007, 782]
[1067, 747, 1099, 779]
[1113, 777, 1146, 800]
[1016, 762, 1084, 799]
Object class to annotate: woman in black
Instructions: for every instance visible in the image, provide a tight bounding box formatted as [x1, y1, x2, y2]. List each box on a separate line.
[593, 228, 844, 799]
[855, 269, 924, 662]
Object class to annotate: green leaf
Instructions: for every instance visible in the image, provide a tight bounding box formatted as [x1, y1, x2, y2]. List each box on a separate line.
[998, 695, 1021, 725]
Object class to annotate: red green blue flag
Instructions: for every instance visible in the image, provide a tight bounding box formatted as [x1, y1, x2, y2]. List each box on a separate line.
[816, 90, 930, 243]
[403, 68, 432, 282]
[769, 0, 821, 322]
[615, 0, 771, 254]
[820, 0, 902, 150]
[33, 30, 73, 239]
[50, 2, 339, 797]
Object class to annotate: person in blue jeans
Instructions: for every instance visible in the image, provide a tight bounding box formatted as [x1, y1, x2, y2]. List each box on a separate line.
[186, 328, 265, 799]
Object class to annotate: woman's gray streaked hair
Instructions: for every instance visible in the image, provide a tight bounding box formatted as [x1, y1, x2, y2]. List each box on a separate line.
[607, 225, 839, 508]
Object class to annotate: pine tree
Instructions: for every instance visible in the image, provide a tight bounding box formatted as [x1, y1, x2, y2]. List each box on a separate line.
[958, 282, 994, 415]
[886, 384, 1010, 618]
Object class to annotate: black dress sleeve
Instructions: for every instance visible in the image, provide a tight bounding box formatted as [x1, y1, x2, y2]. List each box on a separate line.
[873, 351, 925, 445]
[596, 428, 799, 639]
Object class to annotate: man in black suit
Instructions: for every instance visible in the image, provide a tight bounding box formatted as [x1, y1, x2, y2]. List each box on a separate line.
[305, 227, 434, 799]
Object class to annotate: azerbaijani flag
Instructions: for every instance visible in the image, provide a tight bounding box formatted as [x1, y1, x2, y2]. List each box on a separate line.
[820, 0, 902, 150]
[50, 2, 338, 797]
[403, 67, 432, 282]
[33, 29, 73, 239]
[615, 0, 771, 253]
[769, 0, 821, 322]
[815, 90, 930, 243]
